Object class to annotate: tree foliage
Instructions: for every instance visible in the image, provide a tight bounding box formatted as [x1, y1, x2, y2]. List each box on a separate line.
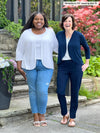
[63, 0, 100, 55]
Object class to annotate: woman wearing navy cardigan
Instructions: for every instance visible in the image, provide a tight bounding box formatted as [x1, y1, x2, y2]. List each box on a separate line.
[56, 14, 90, 127]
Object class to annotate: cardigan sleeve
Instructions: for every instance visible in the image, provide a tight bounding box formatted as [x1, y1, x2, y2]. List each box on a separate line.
[80, 33, 90, 59]
[16, 33, 24, 61]
[50, 29, 58, 53]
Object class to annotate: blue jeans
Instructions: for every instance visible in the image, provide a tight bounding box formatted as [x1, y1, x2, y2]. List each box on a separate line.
[23, 60, 53, 114]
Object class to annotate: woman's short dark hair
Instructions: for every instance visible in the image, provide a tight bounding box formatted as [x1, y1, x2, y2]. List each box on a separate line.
[60, 14, 75, 30]
[21, 11, 48, 33]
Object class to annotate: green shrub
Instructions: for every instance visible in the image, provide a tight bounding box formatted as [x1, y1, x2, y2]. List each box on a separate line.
[83, 56, 100, 77]
[0, 0, 10, 28]
[4, 20, 62, 40]
[79, 85, 100, 100]
[4, 20, 23, 40]
[48, 20, 62, 34]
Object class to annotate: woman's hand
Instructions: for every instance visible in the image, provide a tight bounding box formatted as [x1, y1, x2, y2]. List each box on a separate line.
[82, 59, 89, 72]
[18, 68, 27, 81]
[82, 63, 89, 72]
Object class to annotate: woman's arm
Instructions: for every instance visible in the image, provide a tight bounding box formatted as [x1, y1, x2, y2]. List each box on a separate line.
[17, 61, 27, 81]
[80, 33, 90, 72]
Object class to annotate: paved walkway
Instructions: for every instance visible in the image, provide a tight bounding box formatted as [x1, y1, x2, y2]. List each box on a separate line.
[0, 94, 87, 126]
[0, 102, 100, 133]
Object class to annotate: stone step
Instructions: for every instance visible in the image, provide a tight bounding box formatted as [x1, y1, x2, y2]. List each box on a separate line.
[82, 78, 93, 83]
[13, 75, 95, 98]
[14, 74, 26, 86]
[14, 69, 56, 93]
[12, 85, 28, 99]
[82, 78, 95, 91]
[0, 50, 12, 57]
[0, 29, 17, 51]
[12, 83, 56, 99]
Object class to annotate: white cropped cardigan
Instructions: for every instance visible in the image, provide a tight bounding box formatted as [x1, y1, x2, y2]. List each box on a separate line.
[16, 28, 58, 70]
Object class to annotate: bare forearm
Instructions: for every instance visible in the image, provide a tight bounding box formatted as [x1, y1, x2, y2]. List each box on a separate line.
[85, 59, 89, 65]
[17, 61, 22, 70]
[16, 61, 27, 81]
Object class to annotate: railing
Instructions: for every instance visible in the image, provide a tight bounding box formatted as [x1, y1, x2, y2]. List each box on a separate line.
[6, 0, 31, 25]
[6, 0, 64, 25]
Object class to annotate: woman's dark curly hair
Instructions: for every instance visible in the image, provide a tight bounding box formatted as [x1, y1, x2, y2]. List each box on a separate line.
[21, 11, 48, 33]
[60, 14, 76, 30]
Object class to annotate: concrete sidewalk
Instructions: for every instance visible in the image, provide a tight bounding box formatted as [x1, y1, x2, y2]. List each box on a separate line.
[0, 101, 100, 133]
[0, 94, 87, 127]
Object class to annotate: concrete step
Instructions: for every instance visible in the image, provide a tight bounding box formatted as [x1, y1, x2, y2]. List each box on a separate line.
[0, 50, 13, 57]
[12, 85, 28, 99]
[82, 78, 95, 91]
[14, 74, 26, 86]
[12, 84, 56, 99]
[14, 71, 56, 88]
[13, 74, 95, 99]
[82, 78, 93, 83]
[0, 94, 87, 127]
[13, 69, 56, 95]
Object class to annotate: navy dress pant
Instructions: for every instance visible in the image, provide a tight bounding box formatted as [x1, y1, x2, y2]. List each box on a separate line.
[57, 60, 83, 119]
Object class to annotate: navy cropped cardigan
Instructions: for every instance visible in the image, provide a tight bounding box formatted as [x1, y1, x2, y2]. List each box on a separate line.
[56, 30, 90, 65]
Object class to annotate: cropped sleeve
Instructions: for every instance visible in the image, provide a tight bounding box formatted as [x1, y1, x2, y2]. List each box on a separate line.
[50, 29, 58, 53]
[80, 33, 90, 59]
[16, 33, 24, 61]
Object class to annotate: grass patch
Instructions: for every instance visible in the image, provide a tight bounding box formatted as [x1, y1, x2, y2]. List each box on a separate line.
[79, 86, 100, 100]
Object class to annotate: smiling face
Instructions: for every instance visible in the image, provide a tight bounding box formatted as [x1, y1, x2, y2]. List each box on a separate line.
[63, 17, 73, 31]
[33, 13, 45, 29]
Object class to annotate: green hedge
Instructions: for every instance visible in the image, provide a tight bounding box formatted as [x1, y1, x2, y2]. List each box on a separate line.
[83, 56, 100, 77]
[79, 85, 100, 100]
[4, 20, 23, 40]
[0, 0, 10, 28]
[4, 20, 62, 39]
[48, 20, 62, 34]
